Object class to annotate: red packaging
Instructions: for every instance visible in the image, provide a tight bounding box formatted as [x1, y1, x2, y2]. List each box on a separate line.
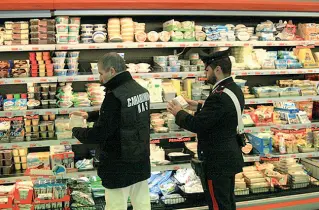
[296, 101, 313, 120]
[21, 94, 27, 99]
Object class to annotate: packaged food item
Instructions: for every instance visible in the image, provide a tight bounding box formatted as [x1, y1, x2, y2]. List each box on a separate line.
[147, 31, 159, 42]
[27, 152, 50, 169]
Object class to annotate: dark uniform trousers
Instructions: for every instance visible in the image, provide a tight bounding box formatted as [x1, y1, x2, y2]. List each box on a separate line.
[199, 171, 236, 210]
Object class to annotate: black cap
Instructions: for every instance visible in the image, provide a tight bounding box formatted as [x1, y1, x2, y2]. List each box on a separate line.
[199, 48, 231, 66]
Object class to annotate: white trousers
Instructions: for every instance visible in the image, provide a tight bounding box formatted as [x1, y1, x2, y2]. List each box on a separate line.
[104, 180, 151, 210]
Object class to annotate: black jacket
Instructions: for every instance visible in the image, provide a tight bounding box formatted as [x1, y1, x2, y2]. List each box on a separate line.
[175, 77, 245, 178]
[72, 71, 151, 189]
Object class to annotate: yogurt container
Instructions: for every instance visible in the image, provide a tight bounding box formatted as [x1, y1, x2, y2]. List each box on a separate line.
[55, 52, 67, 58]
[93, 31, 106, 43]
[56, 34, 69, 43]
[69, 24, 80, 33]
[56, 16, 69, 24]
[81, 38, 94, 43]
[54, 69, 68, 76]
[68, 51, 80, 58]
[94, 24, 106, 29]
[70, 17, 81, 25]
[68, 35, 80, 44]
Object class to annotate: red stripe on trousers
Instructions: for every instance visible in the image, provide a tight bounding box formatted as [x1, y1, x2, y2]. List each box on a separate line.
[207, 180, 219, 210]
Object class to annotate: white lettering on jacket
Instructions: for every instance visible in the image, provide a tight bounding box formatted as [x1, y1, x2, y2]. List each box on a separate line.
[127, 92, 150, 113]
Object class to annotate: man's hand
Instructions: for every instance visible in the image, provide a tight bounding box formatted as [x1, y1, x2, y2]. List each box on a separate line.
[167, 101, 183, 116]
[69, 111, 89, 120]
[185, 98, 204, 111]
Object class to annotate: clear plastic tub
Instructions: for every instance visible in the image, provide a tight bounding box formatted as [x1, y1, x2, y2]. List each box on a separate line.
[56, 131, 73, 140]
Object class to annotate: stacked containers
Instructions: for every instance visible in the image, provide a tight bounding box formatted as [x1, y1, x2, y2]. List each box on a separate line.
[56, 16, 81, 44]
[92, 24, 107, 43]
[189, 53, 205, 71]
[86, 83, 105, 106]
[29, 52, 53, 77]
[0, 61, 11, 78]
[0, 150, 13, 175]
[4, 21, 29, 45]
[13, 149, 27, 172]
[72, 92, 91, 107]
[108, 18, 121, 42]
[153, 56, 168, 72]
[53, 51, 79, 76]
[11, 60, 30, 78]
[40, 83, 57, 110]
[134, 22, 147, 42]
[121, 18, 134, 42]
[39, 114, 55, 139]
[57, 83, 73, 108]
[30, 19, 56, 44]
[80, 24, 94, 43]
[24, 115, 40, 141]
[167, 55, 181, 72]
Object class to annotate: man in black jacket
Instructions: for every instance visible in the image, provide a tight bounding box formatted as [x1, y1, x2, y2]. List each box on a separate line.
[71, 52, 151, 210]
[167, 49, 244, 210]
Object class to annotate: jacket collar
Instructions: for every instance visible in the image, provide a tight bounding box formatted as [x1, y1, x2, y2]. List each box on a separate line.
[104, 71, 133, 91]
[212, 76, 234, 92]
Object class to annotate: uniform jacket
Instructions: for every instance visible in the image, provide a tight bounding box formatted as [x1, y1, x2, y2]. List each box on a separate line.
[175, 77, 245, 178]
[72, 71, 151, 189]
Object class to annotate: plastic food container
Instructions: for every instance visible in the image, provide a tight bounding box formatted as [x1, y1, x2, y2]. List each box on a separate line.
[55, 51, 67, 58]
[49, 114, 56, 121]
[56, 16, 69, 24]
[67, 69, 79, 76]
[14, 163, 21, 170]
[70, 17, 81, 25]
[42, 115, 49, 121]
[68, 51, 80, 58]
[54, 69, 67, 76]
[12, 149, 19, 157]
[56, 131, 73, 139]
[25, 125, 32, 133]
[32, 125, 39, 132]
[2, 165, 13, 174]
[56, 24, 68, 33]
[41, 84, 49, 92]
[47, 123, 54, 131]
[52, 57, 65, 64]
[48, 131, 55, 138]
[25, 119, 31, 126]
[82, 38, 94, 43]
[14, 156, 20, 162]
[41, 92, 49, 100]
[49, 84, 57, 92]
[81, 24, 94, 30]
[1, 150, 13, 160]
[40, 132, 47, 139]
[49, 100, 57, 108]
[69, 24, 80, 33]
[56, 34, 69, 44]
[18, 149, 27, 156]
[93, 32, 106, 43]
[3, 159, 12, 166]
[68, 35, 80, 44]
[32, 118, 39, 126]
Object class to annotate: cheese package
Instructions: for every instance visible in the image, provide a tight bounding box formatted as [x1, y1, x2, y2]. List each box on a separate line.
[27, 152, 50, 170]
[172, 96, 188, 109]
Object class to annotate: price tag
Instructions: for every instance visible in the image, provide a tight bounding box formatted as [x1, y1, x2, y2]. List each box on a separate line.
[173, 166, 181, 170]
[150, 139, 160, 144]
[45, 112, 53, 115]
[290, 154, 297, 158]
[179, 44, 186, 48]
[66, 78, 74, 82]
[307, 98, 313, 101]
[117, 45, 124, 48]
[279, 71, 287, 74]
[260, 157, 280, 161]
[279, 42, 286, 46]
[225, 43, 233, 47]
[187, 73, 195, 77]
[267, 42, 273, 46]
[297, 70, 303, 74]
[255, 72, 261, 75]
[270, 71, 276, 75]
[32, 47, 39, 51]
[5, 112, 13, 117]
[11, 48, 19, 51]
[29, 143, 37, 148]
[14, 79, 22, 84]
[208, 43, 217, 47]
[245, 129, 252, 133]
[12, 144, 20, 149]
[0, 146, 4, 150]
[249, 101, 256, 104]
[16, 179, 22, 182]
[60, 141, 69, 145]
[153, 74, 160, 78]
[138, 44, 145, 48]
[244, 43, 250, 47]
[156, 44, 163, 48]
[241, 72, 248, 76]
[26, 111, 35, 115]
[0, 180, 5, 184]
[192, 43, 200, 47]
[89, 45, 96, 49]
[132, 76, 140, 79]
[307, 154, 313, 158]
[266, 100, 273, 103]
[307, 69, 314, 73]
[39, 78, 48, 82]
[87, 77, 94, 81]
[172, 74, 178, 78]
[61, 46, 68, 50]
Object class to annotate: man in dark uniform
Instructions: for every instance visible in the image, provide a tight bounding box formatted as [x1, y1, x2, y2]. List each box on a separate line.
[167, 49, 244, 210]
[71, 52, 151, 210]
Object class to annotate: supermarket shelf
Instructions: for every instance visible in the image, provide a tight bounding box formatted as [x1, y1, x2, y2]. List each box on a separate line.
[243, 155, 260, 162]
[0, 106, 101, 117]
[132, 72, 205, 79]
[57, 75, 99, 82]
[265, 151, 319, 159]
[0, 139, 81, 150]
[245, 122, 319, 133]
[232, 68, 319, 76]
[0, 77, 58, 85]
[55, 41, 319, 50]
[0, 44, 55, 52]
[245, 96, 319, 105]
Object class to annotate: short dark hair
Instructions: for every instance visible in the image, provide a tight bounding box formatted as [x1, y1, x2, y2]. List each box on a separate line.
[98, 52, 126, 73]
[209, 57, 232, 75]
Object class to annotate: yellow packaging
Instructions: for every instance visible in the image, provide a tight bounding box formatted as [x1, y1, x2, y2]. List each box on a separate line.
[27, 152, 50, 169]
[183, 78, 195, 99]
[171, 79, 181, 96]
